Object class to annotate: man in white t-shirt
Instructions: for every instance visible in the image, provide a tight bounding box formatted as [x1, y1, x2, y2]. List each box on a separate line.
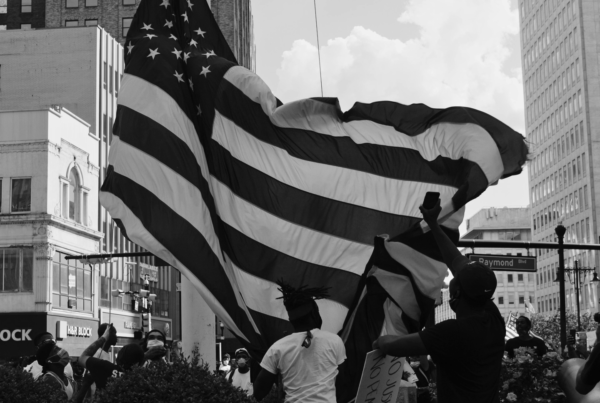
[229, 348, 254, 395]
[254, 280, 346, 402]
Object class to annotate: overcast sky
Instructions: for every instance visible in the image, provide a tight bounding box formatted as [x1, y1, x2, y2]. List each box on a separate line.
[252, 0, 528, 234]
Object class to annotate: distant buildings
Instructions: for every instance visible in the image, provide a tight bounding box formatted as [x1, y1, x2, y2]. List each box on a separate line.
[518, 0, 599, 317]
[0, 0, 255, 70]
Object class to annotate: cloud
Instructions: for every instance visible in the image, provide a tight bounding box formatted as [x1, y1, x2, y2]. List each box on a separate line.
[272, 0, 524, 133]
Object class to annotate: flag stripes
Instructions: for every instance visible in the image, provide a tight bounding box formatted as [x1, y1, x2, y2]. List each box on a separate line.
[100, 0, 528, 369]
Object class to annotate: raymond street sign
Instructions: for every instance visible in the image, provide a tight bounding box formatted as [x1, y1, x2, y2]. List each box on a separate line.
[468, 254, 536, 272]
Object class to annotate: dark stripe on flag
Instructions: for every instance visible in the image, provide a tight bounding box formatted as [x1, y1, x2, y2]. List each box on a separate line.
[210, 143, 421, 245]
[215, 80, 477, 188]
[219, 222, 361, 307]
[343, 102, 529, 179]
[101, 170, 268, 352]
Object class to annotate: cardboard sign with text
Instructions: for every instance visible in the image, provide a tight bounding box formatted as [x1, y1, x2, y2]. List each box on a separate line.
[355, 350, 405, 403]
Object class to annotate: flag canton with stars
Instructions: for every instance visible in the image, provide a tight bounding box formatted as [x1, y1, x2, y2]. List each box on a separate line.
[124, 0, 237, 137]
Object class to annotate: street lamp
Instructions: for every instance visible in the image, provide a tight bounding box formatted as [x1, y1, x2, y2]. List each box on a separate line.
[557, 260, 600, 331]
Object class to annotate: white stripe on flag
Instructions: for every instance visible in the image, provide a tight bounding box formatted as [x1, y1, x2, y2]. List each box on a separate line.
[210, 176, 373, 275]
[98, 190, 251, 342]
[371, 268, 421, 322]
[212, 110, 458, 218]
[223, 67, 505, 185]
[108, 138, 223, 267]
[383, 239, 448, 300]
[117, 74, 211, 182]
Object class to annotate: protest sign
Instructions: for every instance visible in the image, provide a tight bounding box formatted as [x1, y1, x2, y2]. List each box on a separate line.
[355, 350, 405, 403]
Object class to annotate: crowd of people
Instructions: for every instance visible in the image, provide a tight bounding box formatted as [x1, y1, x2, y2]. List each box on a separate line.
[12, 200, 600, 402]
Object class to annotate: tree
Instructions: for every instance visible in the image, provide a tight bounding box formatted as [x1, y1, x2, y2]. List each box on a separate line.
[530, 312, 597, 351]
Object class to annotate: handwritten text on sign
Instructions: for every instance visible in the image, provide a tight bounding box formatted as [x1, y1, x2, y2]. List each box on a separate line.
[355, 350, 405, 403]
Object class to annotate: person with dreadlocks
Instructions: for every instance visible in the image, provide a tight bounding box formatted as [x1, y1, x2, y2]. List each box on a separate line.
[253, 280, 346, 402]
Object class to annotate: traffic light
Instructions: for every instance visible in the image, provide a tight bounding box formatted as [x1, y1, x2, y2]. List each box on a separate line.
[141, 312, 152, 333]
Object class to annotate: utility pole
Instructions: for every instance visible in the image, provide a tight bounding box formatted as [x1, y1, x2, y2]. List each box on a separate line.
[556, 224, 567, 352]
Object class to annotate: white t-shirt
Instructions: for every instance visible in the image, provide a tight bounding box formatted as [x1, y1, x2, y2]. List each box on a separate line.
[261, 328, 346, 403]
[231, 368, 253, 395]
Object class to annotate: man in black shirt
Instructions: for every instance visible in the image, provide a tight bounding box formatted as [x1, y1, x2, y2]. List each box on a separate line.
[373, 200, 506, 403]
[79, 324, 145, 389]
[505, 316, 547, 358]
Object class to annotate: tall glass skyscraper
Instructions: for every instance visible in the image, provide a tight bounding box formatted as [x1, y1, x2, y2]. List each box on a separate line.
[519, 0, 599, 317]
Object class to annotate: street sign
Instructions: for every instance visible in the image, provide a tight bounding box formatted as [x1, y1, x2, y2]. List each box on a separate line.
[468, 254, 536, 272]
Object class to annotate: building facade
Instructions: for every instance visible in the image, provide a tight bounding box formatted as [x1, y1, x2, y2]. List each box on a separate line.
[434, 288, 455, 323]
[0, 27, 181, 358]
[0, 0, 255, 71]
[459, 207, 536, 318]
[0, 107, 103, 359]
[518, 0, 599, 317]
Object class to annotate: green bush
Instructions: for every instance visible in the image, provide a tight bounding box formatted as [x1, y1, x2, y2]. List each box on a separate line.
[498, 347, 565, 403]
[0, 364, 68, 403]
[95, 352, 283, 403]
[531, 312, 597, 352]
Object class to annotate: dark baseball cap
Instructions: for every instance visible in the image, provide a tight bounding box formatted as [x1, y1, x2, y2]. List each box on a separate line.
[455, 262, 497, 304]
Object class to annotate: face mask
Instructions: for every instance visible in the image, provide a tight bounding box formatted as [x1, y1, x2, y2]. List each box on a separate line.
[147, 339, 164, 348]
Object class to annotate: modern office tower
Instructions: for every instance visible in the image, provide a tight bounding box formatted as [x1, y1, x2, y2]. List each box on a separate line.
[518, 0, 599, 317]
[459, 207, 536, 318]
[435, 288, 455, 323]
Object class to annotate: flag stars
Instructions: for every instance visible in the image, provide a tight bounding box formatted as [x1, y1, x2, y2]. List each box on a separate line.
[196, 104, 202, 116]
[200, 65, 211, 77]
[164, 19, 173, 29]
[159, 0, 170, 8]
[202, 50, 216, 58]
[189, 38, 198, 48]
[174, 71, 184, 83]
[141, 23, 153, 31]
[186, 0, 193, 10]
[144, 33, 157, 40]
[172, 48, 182, 59]
[188, 78, 194, 91]
[126, 42, 134, 54]
[183, 52, 191, 63]
[169, 34, 178, 41]
[194, 27, 206, 37]
[148, 48, 160, 59]
[181, 11, 189, 22]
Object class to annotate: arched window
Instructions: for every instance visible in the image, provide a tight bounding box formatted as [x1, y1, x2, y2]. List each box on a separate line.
[69, 168, 80, 222]
[61, 166, 88, 225]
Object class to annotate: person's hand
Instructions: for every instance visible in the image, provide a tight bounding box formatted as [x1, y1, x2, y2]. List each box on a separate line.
[567, 335, 576, 346]
[102, 324, 114, 341]
[372, 335, 397, 355]
[107, 325, 118, 346]
[419, 199, 442, 227]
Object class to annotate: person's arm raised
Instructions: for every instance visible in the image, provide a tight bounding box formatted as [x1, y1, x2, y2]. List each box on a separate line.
[79, 324, 113, 367]
[419, 200, 464, 276]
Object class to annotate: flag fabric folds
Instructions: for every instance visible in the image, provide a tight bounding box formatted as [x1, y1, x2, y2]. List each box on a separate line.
[99, 0, 529, 392]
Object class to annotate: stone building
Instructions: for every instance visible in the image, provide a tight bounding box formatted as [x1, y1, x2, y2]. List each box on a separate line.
[0, 106, 103, 359]
[459, 207, 536, 318]
[518, 0, 600, 317]
[0, 27, 180, 360]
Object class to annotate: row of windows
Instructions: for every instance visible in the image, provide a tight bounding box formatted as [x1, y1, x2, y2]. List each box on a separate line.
[496, 272, 535, 284]
[533, 200, 589, 239]
[63, 17, 132, 38]
[527, 86, 582, 132]
[0, 178, 31, 213]
[496, 295, 534, 306]
[52, 251, 93, 311]
[524, 19, 578, 75]
[530, 121, 584, 178]
[538, 284, 596, 314]
[521, 0, 577, 46]
[527, 57, 580, 121]
[65, 0, 135, 8]
[0, 248, 32, 293]
[531, 163, 587, 211]
[0, 0, 31, 14]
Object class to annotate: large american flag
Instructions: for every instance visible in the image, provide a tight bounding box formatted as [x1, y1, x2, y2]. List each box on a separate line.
[100, 0, 528, 394]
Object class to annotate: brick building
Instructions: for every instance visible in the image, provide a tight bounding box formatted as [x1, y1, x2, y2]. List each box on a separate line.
[0, 0, 46, 30]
